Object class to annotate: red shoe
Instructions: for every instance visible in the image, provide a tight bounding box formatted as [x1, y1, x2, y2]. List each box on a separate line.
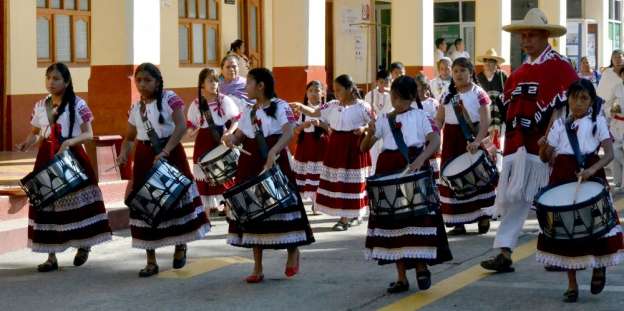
[245, 274, 264, 283]
[285, 251, 300, 277]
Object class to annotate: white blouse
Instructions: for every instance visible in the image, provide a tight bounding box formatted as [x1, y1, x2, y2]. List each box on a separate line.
[442, 84, 490, 125]
[547, 115, 610, 155]
[413, 97, 439, 119]
[375, 109, 433, 151]
[187, 94, 240, 129]
[30, 96, 93, 139]
[237, 99, 296, 138]
[128, 90, 185, 140]
[364, 88, 393, 115]
[320, 99, 372, 131]
[297, 103, 322, 133]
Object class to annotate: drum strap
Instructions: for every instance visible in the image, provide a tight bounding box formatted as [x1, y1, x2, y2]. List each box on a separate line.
[450, 95, 477, 142]
[139, 101, 166, 154]
[199, 98, 225, 143]
[250, 108, 270, 160]
[388, 112, 411, 164]
[565, 120, 586, 169]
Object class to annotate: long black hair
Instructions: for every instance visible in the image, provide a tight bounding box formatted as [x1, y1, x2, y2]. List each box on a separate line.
[298, 80, 325, 142]
[414, 73, 432, 109]
[443, 57, 479, 105]
[135, 63, 165, 124]
[230, 39, 244, 53]
[197, 68, 222, 117]
[47, 63, 77, 138]
[566, 78, 602, 136]
[334, 74, 361, 100]
[248, 67, 279, 118]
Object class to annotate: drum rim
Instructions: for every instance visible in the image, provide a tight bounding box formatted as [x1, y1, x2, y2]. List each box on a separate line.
[440, 149, 489, 179]
[125, 159, 191, 202]
[533, 177, 609, 212]
[223, 165, 285, 198]
[20, 149, 78, 184]
[199, 145, 238, 164]
[366, 169, 432, 186]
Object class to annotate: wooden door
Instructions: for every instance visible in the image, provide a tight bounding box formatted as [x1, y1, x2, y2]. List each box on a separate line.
[241, 0, 263, 68]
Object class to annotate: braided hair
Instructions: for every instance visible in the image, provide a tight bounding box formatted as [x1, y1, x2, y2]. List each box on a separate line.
[298, 80, 325, 142]
[47, 63, 77, 138]
[334, 74, 361, 101]
[135, 63, 165, 124]
[566, 79, 602, 136]
[443, 57, 479, 106]
[197, 68, 222, 118]
[248, 67, 279, 118]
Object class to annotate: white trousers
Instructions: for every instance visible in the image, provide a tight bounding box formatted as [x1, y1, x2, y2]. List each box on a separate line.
[611, 141, 624, 187]
[492, 200, 533, 250]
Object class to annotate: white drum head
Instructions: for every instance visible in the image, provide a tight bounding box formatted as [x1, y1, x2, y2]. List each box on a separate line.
[442, 150, 484, 177]
[373, 170, 422, 181]
[538, 181, 604, 206]
[202, 144, 230, 161]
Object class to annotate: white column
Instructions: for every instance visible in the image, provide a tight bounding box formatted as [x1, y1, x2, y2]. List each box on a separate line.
[539, 0, 567, 54]
[475, 0, 511, 69]
[391, 0, 434, 77]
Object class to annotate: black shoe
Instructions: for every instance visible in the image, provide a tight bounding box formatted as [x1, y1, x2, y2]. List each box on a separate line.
[544, 265, 566, 272]
[480, 253, 514, 273]
[478, 218, 490, 234]
[447, 225, 467, 235]
[73, 248, 90, 267]
[173, 245, 187, 269]
[591, 267, 606, 295]
[139, 264, 159, 277]
[387, 281, 410, 294]
[332, 221, 349, 231]
[37, 260, 58, 273]
[563, 288, 578, 303]
[416, 270, 432, 290]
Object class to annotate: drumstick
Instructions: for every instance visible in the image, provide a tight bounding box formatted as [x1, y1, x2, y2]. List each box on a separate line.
[222, 142, 252, 156]
[104, 163, 120, 173]
[572, 173, 583, 204]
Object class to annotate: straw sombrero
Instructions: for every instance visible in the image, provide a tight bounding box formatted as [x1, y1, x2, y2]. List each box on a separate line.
[502, 8, 566, 37]
[476, 48, 505, 64]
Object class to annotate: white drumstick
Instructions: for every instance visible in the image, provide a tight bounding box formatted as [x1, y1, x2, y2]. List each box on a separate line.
[572, 173, 583, 204]
[222, 142, 252, 156]
[105, 163, 120, 173]
[399, 166, 411, 177]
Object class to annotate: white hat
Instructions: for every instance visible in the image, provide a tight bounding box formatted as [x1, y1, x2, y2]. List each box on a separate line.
[476, 48, 505, 64]
[502, 8, 566, 37]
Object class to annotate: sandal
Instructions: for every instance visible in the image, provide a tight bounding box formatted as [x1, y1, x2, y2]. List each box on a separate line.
[477, 218, 490, 234]
[563, 288, 578, 303]
[37, 259, 58, 273]
[73, 248, 90, 267]
[332, 221, 349, 231]
[447, 225, 467, 236]
[245, 274, 264, 283]
[480, 253, 514, 273]
[591, 267, 606, 294]
[173, 245, 188, 269]
[387, 281, 410, 294]
[139, 263, 159, 277]
[416, 270, 432, 290]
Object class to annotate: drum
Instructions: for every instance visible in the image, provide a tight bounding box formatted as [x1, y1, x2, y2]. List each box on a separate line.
[534, 179, 617, 240]
[125, 159, 193, 227]
[224, 166, 298, 226]
[197, 145, 239, 185]
[367, 170, 439, 222]
[441, 149, 498, 199]
[20, 150, 89, 210]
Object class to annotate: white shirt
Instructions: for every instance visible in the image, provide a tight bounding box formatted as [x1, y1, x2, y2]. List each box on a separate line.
[187, 94, 240, 129]
[430, 77, 451, 101]
[237, 99, 296, 138]
[413, 97, 439, 119]
[450, 50, 470, 61]
[30, 96, 93, 139]
[547, 115, 610, 155]
[375, 109, 433, 151]
[128, 90, 184, 140]
[364, 88, 393, 116]
[320, 99, 372, 131]
[442, 84, 490, 125]
[435, 49, 446, 63]
[597, 68, 620, 101]
[297, 103, 322, 133]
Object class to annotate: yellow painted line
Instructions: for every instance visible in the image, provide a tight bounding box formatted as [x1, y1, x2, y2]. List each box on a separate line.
[378, 239, 537, 311]
[158, 256, 253, 279]
[380, 197, 624, 311]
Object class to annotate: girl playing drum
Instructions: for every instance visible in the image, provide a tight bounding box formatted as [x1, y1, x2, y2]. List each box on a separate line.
[116, 63, 210, 277]
[538, 79, 624, 302]
[187, 68, 241, 213]
[361, 76, 452, 294]
[436, 57, 494, 235]
[223, 68, 314, 283]
[16, 63, 112, 272]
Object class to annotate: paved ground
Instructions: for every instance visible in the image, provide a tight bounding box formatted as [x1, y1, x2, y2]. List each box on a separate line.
[0, 201, 623, 311]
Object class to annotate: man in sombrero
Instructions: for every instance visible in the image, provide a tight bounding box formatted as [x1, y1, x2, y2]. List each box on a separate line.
[480, 8, 579, 272]
[476, 48, 508, 151]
